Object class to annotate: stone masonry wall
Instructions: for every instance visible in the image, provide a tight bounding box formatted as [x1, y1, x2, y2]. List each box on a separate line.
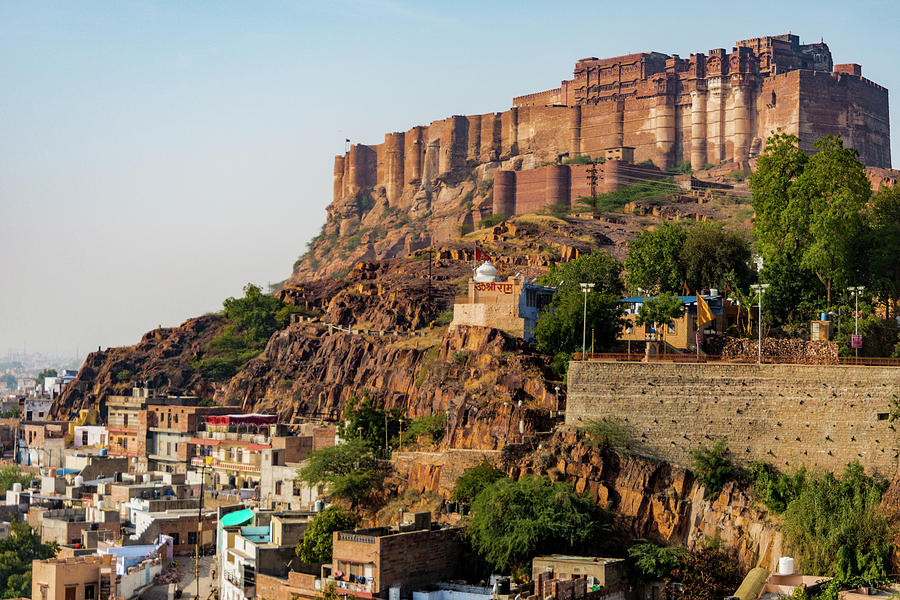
[566, 362, 900, 476]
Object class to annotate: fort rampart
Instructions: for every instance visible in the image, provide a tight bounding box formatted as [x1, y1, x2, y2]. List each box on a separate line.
[332, 33, 890, 218]
[566, 361, 900, 476]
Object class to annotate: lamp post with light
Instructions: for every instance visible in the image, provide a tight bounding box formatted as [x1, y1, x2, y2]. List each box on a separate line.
[848, 286, 865, 359]
[580, 283, 595, 358]
[749, 283, 770, 364]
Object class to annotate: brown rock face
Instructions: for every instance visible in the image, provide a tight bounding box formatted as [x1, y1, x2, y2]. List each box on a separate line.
[225, 322, 558, 449]
[51, 315, 226, 419]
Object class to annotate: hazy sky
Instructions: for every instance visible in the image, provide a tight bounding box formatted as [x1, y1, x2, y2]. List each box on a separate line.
[2, 0, 898, 357]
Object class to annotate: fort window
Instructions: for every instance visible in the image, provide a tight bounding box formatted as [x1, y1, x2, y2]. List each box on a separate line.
[771, 91, 777, 106]
[878, 413, 889, 421]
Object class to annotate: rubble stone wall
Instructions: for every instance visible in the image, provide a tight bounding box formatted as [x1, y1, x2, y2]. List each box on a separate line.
[566, 362, 900, 476]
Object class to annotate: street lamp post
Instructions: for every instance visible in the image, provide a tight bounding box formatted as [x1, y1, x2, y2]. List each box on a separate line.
[848, 286, 866, 359]
[580, 283, 596, 358]
[749, 283, 770, 364]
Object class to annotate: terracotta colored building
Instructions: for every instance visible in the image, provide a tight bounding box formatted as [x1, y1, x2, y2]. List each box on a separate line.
[32, 554, 116, 600]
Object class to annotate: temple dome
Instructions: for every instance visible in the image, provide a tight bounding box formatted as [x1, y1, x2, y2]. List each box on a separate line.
[474, 262, 498, 283]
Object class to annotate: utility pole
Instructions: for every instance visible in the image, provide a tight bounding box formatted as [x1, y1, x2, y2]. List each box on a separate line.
[196, 458, 209, 600]
[580, 283, 595, 357]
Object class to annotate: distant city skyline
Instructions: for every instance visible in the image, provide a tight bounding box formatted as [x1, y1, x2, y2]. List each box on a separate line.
[2, 1, 898, 356]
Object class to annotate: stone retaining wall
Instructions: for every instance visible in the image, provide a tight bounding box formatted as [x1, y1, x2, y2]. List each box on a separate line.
[566, 361, 900, 476]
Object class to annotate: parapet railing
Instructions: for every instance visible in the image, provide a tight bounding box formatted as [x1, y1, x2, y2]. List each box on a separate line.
[572, 353, 900, 367]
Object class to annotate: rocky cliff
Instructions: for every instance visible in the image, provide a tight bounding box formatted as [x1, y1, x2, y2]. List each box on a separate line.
[52, 314, 225, 419]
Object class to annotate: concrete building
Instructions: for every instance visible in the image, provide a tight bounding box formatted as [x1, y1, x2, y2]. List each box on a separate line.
[218, 511, 312, 600]
[190, 413, 303, 490]
[323, 513, 462, 598]
[30, 507, 120, 547]
[451, 262, 555, 340]
[532, 555, 627, 589]
[144, 397, 234, 473]
[19, 422, 67, 467]
[32, 554, 116, 600]
[259, 424, 335, 511]
[24, 398, 52, 422]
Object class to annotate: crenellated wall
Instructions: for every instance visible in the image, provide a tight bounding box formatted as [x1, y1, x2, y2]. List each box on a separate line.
[332, 33, 890, 213]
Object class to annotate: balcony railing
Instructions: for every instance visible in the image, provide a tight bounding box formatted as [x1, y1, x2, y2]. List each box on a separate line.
[191, 456, 261, 473]
[195, 431, 270, 444]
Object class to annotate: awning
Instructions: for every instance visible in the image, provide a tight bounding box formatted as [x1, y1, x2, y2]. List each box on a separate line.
[206, 414, 276, 427]
[188, 438, 219, 446]
[246, 443, 271, 451]
[220, 508, 254, 527]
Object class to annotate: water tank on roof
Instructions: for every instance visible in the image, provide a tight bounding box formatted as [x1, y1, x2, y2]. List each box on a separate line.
[12, 483, 22, 492]
[314, 500, 325, 513]
[779, 556, 795, 575]
[100, 449, 107, 456]
[75, 476, 84, 487]
[142, 474, 151, 483]
[709, 288, 718, 297]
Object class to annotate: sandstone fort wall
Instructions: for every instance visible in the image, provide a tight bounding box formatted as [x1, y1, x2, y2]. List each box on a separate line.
[566, 361, 900, 476]
[331, 34, 889, 221]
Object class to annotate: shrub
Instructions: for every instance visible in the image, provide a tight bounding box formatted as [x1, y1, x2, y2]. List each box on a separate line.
[690, 440, 733, 499]
[563, 154, 604, 165]
[748, 461, 806, 512]
[435, 310, 454, 326]
[628, 541, 687, 580]
[452, 460, 505, 503]
[579, 418, 632, 452]
[478, 179, 493, 196]
[399, 413, 447, 447]
[637, 159, 655, 167]
[478, 214, 505, 229]
[668, 160, 692, 175]
[780, 462, 890, 580]
[114, 368, 132, 383]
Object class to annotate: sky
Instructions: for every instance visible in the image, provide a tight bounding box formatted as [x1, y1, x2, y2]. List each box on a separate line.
[2, 0, 899, 358]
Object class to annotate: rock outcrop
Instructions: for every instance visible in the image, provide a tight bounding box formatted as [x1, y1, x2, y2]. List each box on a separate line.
[52, 314, 225, 419]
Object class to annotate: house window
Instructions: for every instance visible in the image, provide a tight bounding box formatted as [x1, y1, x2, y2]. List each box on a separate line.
[188, 531, 197, 544]
[40, 585, 48, 600]
[124, 414, 129, 427]
[275, 481, 282, 495]
[85, 584, 96, 600]
[667, 323, 676, 334]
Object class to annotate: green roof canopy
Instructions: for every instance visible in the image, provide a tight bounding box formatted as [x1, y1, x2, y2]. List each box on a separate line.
[220, 509, 254, 527]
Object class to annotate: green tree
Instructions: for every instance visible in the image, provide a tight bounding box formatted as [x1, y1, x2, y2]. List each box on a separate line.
[535, 251, 625, 363]
[296, 505, 360, 564]
[749, 132, 809, 258]
[781, 462, 890, 580]
[0, 521, 58, 599]
[196, 283, 304, 381]
[297, 439, 386, 509]
[0, 466, 33, 493]
[338, 392, 402, 456]
[866, 185, 900, 318]
[679, 223, 752, 292]
[634, 293, 683, 351]
[628, 541, 687, 580]
[690, 440, 733, 500]
[34, 368, 57, 388]
[467, 475, 608, 574]
[792, 136, 870, 307]
[451, 460, 505, 503]
[624, 222, 687, 293]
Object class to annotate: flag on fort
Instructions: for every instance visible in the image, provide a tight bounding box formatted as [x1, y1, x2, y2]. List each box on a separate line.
[683, 281, 690, 295]
[475, 245, 490, 261]
[697, 294, 714, 327]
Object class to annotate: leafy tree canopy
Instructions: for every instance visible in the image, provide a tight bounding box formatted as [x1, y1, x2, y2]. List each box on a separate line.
[296, 505, 360, 564]
[628, 541, 687, 580]
[338, 392, 402, 456]
[535, 251, 625, 363]
[624, 222, 687, 294]
[297, 438, 386, 509]
[0, 521, 58, 599]
[196, 283, 305, 381]
[751, 134, 871, 309]
[451, 460, 505, 503]
[467, 475, 609, 574]
[34, 368, 57, 388]
[0, 466, 33, 494]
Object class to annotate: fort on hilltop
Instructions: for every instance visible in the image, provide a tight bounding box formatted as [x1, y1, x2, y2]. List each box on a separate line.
[332, 33, 890, 218]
